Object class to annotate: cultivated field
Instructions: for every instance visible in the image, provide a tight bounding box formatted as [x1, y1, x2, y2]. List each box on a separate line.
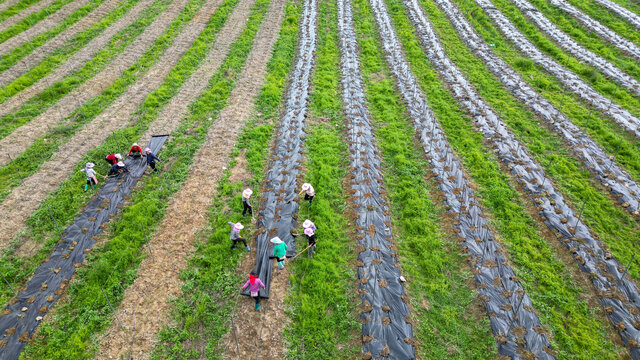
[0, 0, 638, 358]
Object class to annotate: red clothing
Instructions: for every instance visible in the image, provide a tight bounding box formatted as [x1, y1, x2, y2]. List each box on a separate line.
[105, 154, 117, 164]
[128, 145, 143, 156]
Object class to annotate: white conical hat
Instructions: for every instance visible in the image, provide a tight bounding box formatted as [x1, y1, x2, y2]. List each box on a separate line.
[86, 162, 95, 168]
[270, 237, 282, 244]
[242, 188, 253, 198]
[233, 222, 244, 231]
[117, 161, 125, 167]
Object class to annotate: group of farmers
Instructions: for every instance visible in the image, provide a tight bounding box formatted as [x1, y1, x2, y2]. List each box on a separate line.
[236, 183, 316, 310]
[79, 143, 161, 192]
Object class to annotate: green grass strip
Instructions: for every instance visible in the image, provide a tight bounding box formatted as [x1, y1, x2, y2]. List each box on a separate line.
[0, 0, 107, 74]
[476, 0, 640, 115]
[0, 0, 239, 313]
[525, 0, 640, 80]
[152, 2, 301, 358]
[0, 0, 180, 202]
[450, 0, 640, 282]
[0, 0, 141, 106]
[0, 0, 43, 23]
[0, 0, 74, 44]
[283, 0, 359, 357]
[20, 0, 272, 357]
[386, 0, 625, 356]
[563, 0, 640, 45]
[352, 0, 500, 356]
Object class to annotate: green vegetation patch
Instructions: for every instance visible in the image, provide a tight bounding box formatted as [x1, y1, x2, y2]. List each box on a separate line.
[564, 0, 640, 45]
[386, 0, 625, 356]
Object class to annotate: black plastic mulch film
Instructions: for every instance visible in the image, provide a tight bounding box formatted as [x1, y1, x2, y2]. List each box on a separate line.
[430, 0, 640, 218]
[548, 0, 640, 61]
[399, 0, 640, 356]
[512, 0, 640, 96]
[241, 0, 317, 299]
[0, 135, 168, 360]
[474, 0, 640, 138]
[370, 0, 555, 358]
[337, 0, 415, 358]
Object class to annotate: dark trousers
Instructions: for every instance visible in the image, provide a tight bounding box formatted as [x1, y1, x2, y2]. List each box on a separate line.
[242, 200, 252, 216]
[86, 178, 97, 186]
[105, 157, 114, 166]
[231, 237, 248, 249]
[253, 296, 260, 305]
[149, 161, 157, 171]
[304, 194, 314, 204]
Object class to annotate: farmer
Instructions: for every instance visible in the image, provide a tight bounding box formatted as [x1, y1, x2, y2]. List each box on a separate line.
[271, 237, 287, 270]
[302, 219, 316, 232]
[104, 153, 123, 166]
[304, 227, 316, 258]
[144, 148, 161, 173]
[228, 222, 250, 250]
[128, 143, 143, 158]
[241, 271, 266, 310]
[242, 188, 253, 216]
[299, 183, 315, 205]
[108, 161, 129, 177]
[80, 162, 104, 192]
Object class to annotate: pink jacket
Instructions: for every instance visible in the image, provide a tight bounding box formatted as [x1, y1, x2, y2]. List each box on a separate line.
[242, 278, 265, 294]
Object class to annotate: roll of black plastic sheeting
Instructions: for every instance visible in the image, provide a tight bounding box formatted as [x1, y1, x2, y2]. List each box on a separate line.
[0, 135, 167, 360]
[240, 0, 317, 300]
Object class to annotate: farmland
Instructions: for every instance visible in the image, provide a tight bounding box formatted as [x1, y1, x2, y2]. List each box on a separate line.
[0, 0, 638, 358]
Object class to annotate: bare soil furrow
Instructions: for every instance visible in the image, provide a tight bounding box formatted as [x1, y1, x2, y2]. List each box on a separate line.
[549, 0, 640, 61]
[94, 1, 284, 358]
[0, 0, 185, 166]
[0, 0, 22, 14]
[0, 0, 57, 33]
[432, 0, 640, 215]
[475, 0, 640, 137]
[591, 0, 640, 29]
[511, 0, 640, 96]
[0, 0, 220, 250]
[0, 0, 92, 55]
[0, 0, 152, 103]
[387, 0, 640, 354]
[139, 0, 259, 145]
[336, 0, 416, 357]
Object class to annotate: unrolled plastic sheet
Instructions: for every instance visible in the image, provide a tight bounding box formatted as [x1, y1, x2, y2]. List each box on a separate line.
[474, 0, 640, 138]
[370, 0, 555, 358]
[431, 0, 640, 217]
[337, 0, 415, 358]
[0, 135, 168, 359]
[548, 0, 640, 61]
[241, 0, 316, 299]
[402, 0, 640, 356]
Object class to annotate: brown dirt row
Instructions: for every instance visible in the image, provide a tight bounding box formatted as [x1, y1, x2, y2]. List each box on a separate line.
[0, 0, 92, 55]
[0, 0, 221, 251]
[0, 0, 184, 166]
[0, 0, 22, 15]
[0, 0, 152, 104]
[93, 0, 285, 357]
[0, 0, 57, 33]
